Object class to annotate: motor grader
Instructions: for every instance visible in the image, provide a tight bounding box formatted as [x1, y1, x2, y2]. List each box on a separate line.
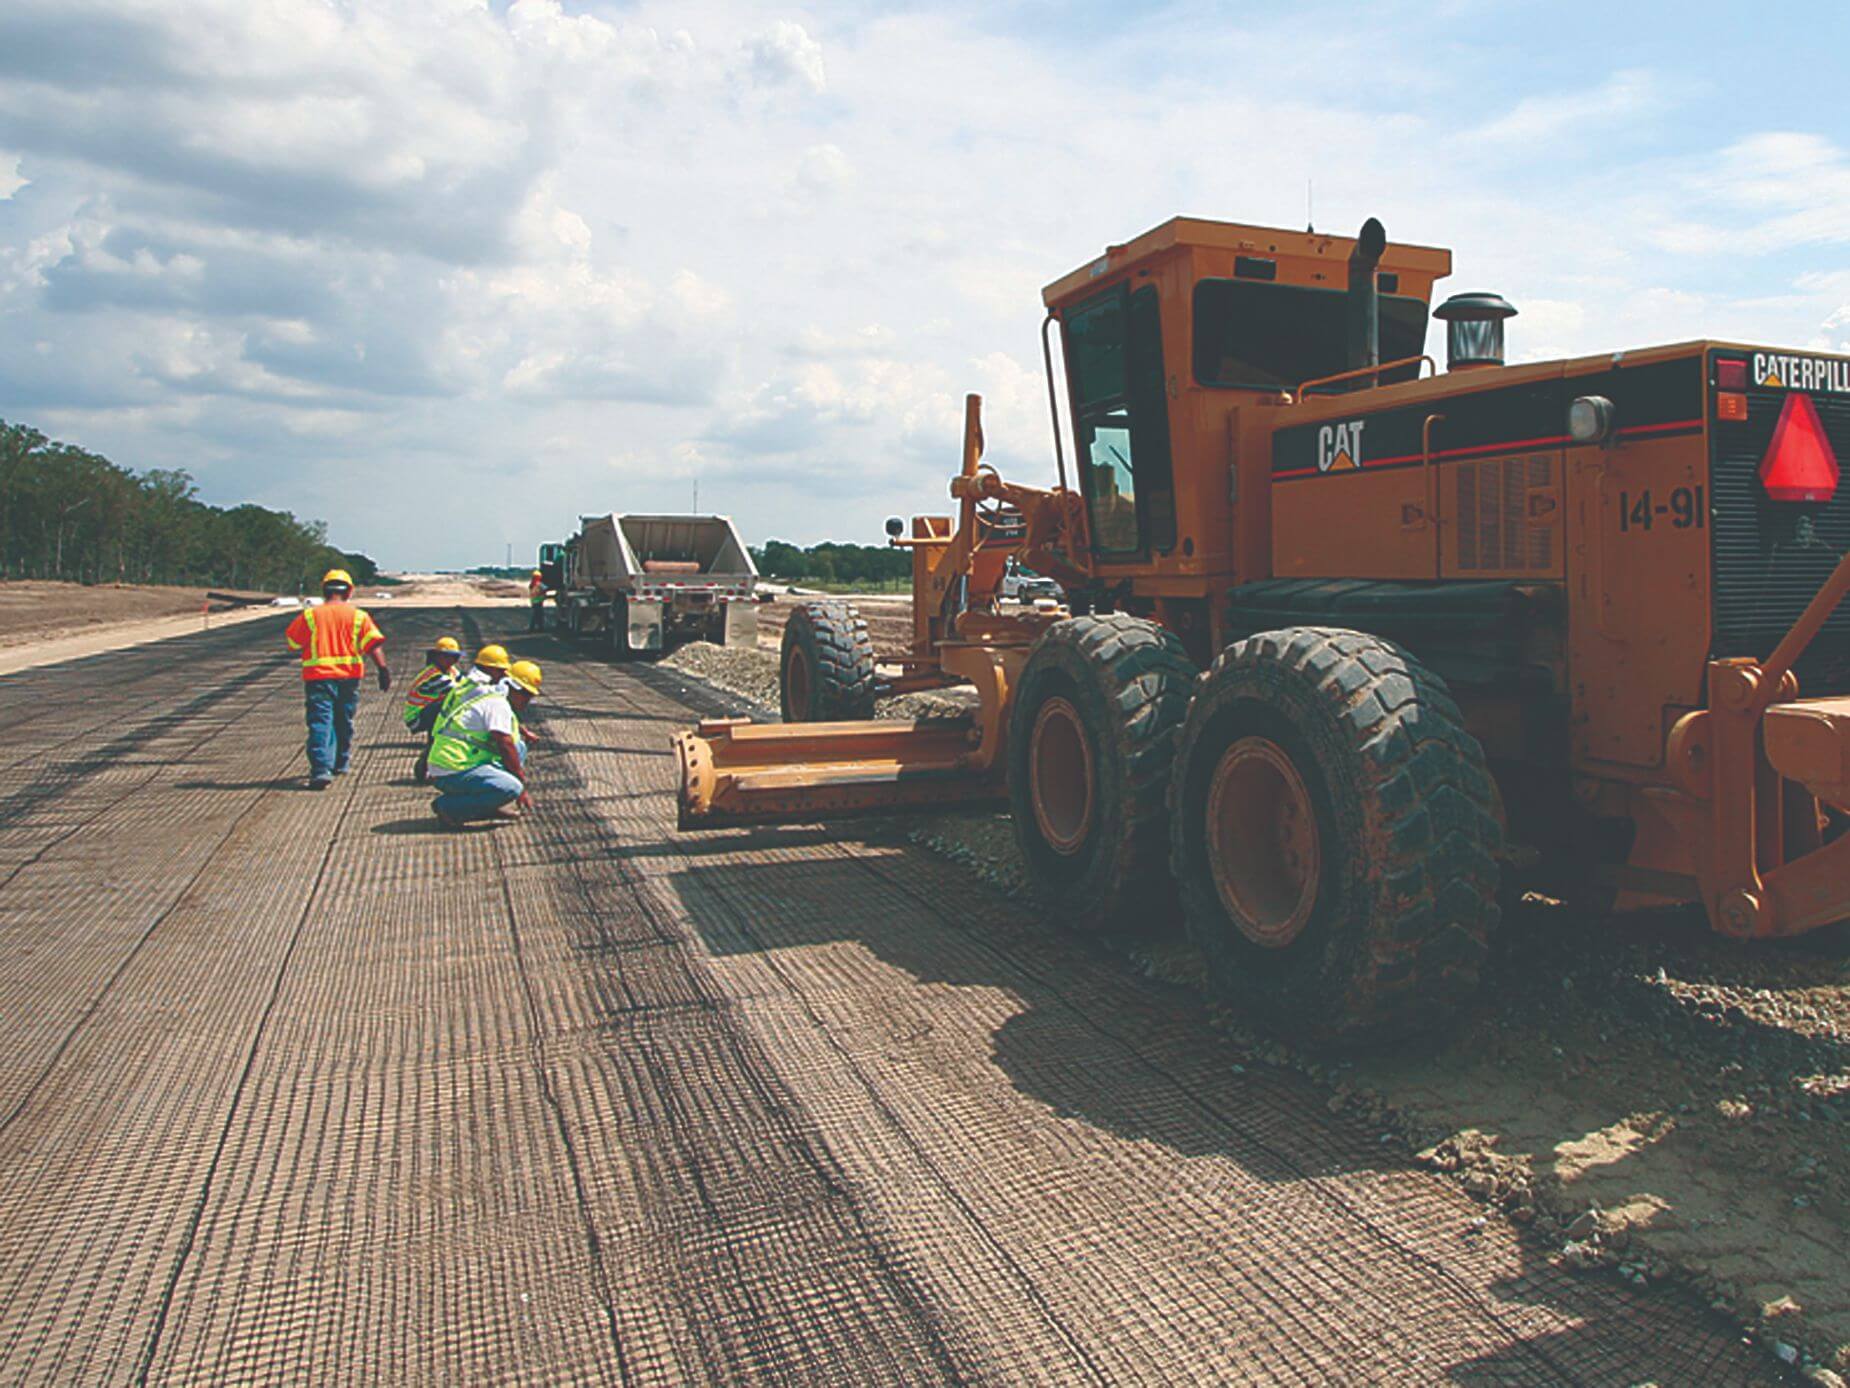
[676, 214, 1850, 1040]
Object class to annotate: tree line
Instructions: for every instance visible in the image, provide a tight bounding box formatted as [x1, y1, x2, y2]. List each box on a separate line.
[750, 539, 909, 587]
[0, 419, 379, 593]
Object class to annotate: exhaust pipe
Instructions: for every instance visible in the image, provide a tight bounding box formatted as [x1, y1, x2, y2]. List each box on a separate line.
[1346, 217, 1386, 372]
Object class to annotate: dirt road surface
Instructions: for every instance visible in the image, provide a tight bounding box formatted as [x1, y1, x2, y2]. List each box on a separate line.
[0, 608, 1780, 1383]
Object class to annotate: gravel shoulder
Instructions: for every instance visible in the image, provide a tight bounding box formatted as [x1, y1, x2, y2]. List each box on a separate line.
[661, 637, 1850, 1381]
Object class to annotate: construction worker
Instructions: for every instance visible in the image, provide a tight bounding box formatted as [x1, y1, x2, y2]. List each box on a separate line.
[465, 643, 512, 688]
[283, 569, 389, 790]
[403, 636, 464, 783]
[527, 569, 546, 631]
[428, 659, 542, 827]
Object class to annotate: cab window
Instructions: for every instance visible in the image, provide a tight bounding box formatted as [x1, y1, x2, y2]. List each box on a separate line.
[1064, 284, 1176, 556]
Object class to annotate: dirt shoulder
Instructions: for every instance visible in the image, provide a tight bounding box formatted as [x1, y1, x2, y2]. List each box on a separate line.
[0, 581, 277, 648]
[660, 637, 1850, 1382]
[0, 577, 524, 677]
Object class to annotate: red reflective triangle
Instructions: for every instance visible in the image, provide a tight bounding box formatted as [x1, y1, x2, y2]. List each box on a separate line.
[1759, 392, 1839, 502]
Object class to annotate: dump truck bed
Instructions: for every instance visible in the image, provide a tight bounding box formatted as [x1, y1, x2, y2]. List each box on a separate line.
[570, 511, 757, 594]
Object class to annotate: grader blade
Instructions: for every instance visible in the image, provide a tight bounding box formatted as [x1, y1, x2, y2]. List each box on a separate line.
[675, 716, 1007, 829]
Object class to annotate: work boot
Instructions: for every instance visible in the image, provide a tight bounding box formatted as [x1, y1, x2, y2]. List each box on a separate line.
[413, 750, 429, 784]
[309, 776, 332, 791]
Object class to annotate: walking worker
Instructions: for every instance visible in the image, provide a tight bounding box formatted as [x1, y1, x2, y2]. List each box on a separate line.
[527, 569, 546, 631]
[404, 636, 464, 783]
[428, 659, 543, 827]
[283, 569, 389, 790]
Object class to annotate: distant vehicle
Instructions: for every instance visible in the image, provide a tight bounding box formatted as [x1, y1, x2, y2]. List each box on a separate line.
[998, 557, 1062, 604]
[543, 513, 758, 659]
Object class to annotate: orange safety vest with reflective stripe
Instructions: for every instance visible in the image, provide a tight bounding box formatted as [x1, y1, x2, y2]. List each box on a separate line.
[529, 576, 545, 604]
[402, 663, 459, 727]
[283, 601, 383, 681]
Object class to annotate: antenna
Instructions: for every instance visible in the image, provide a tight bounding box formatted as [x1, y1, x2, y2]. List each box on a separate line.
[1306, 179, 1314, 234]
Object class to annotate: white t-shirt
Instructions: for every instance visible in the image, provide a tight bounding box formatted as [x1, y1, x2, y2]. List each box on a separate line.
[430, 687, 517, 777]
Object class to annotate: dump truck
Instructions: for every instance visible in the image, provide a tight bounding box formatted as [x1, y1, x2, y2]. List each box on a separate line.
[549, 512, 758, 658]
[676, 214, 1850, 1041]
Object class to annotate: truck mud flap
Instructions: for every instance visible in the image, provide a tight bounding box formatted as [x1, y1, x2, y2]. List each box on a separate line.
[627, 598, 664, 653]
[721, 600, 758, 648]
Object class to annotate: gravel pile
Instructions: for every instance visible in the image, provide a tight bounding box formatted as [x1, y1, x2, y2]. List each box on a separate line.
[662, 642, 780, 708]
[662, 641, 977, 721]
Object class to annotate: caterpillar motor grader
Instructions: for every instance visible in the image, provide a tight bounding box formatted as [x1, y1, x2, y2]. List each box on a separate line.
[676, 214, 1850, 1040]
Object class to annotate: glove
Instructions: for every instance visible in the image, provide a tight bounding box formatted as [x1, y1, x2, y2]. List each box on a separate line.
[377, 666, 392, 693]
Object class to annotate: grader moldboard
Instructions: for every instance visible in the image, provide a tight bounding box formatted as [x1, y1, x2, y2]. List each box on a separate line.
[677, 215, 1850, 1042]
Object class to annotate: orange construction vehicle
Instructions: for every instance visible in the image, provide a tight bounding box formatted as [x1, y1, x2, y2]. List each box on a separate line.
[676, 215, 1850, 1040]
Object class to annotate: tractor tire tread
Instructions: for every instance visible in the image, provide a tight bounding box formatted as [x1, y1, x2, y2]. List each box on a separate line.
[1009, 613, 1196, 933]
[1174, 625, 1502, 1043]
[782, 601, 877, 721]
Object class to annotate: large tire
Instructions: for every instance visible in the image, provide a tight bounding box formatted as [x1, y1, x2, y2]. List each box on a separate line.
[780, 601, 876, 722]
[1168, 627, 1502, 1043]
[1006, 614, 1196, 934]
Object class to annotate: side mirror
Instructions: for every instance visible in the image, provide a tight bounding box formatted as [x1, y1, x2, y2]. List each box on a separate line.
[884, 517, 904, 539]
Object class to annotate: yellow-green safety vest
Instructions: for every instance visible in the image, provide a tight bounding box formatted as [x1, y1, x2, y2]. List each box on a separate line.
[402, 663, 460, 727]
[427, 684, 522, 776]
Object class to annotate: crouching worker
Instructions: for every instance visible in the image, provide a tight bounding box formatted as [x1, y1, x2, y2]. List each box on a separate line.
[403, 636, 464, 783]
[428, 660, 543, 828]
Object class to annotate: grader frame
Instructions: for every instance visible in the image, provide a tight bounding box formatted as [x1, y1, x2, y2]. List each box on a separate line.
[678, 213, 1850, 1035]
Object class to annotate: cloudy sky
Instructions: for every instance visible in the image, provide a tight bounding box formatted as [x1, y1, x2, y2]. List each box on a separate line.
[3, 0, 1849, 570]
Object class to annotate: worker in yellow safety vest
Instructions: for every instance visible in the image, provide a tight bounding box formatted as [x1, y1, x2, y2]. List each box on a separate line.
[404, 636, 464, 783]
[527, 569, 547, 631]
[283, 569, 389, 789]
[428, 660, 543, 827]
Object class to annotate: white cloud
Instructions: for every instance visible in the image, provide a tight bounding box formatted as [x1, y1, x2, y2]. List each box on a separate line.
[1469, 70, 1665, 147]
[795, 142, 853, 193]
[743, 20, 826, 94]
[1, 1, 1845, 568]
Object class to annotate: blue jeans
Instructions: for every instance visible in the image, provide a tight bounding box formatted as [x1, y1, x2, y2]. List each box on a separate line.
[305, 679, 360, 779]
[431, 763, 524, 821]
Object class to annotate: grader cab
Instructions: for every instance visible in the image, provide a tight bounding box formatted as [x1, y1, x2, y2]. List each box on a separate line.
[677, 215, 1850, 1041]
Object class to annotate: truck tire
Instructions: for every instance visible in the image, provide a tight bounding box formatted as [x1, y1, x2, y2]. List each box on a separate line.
[1168, 627, 1502, 1044]
[1006, 614, 1195, 935]
[780, 602, 875, 721]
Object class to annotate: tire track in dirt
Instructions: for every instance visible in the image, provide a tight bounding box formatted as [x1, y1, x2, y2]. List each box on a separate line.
[483, 636, 978, 1381]
[541, 633, 1779, 1385]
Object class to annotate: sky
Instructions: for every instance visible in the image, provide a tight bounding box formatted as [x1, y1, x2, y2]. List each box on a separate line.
[3, 0, 1850, 571]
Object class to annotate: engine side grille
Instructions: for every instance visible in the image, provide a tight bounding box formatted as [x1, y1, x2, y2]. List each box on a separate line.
[1454, 454, 1554, 573]
[1712, 378, 1850, 695]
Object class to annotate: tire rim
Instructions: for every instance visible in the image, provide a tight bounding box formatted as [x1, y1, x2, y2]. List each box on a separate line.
[1205, 735, 1321, 948]
[1029, 696, 1094, 855]
[785, 646, 811, 720]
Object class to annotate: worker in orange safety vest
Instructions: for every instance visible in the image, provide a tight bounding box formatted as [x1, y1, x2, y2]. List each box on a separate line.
[403, 635, 464, 783]
[283, 569, 389, 789]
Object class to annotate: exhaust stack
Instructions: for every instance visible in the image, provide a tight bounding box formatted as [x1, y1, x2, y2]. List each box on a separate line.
[1346, 217, 1387, 371]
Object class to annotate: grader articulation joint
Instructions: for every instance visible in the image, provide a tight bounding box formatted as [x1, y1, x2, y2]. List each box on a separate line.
[676, 214, 1850, 1042]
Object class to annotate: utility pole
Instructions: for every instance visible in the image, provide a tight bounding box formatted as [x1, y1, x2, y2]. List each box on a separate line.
[693, 478, 700, 512]
[505, 542, 512, 570]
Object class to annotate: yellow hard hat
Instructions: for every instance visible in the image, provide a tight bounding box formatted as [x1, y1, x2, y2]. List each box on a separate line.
[475, 643, 511, 672]
[507, 659, 543, 696]
[433, 636, 461, 653]
[322, 568, 354, 588]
